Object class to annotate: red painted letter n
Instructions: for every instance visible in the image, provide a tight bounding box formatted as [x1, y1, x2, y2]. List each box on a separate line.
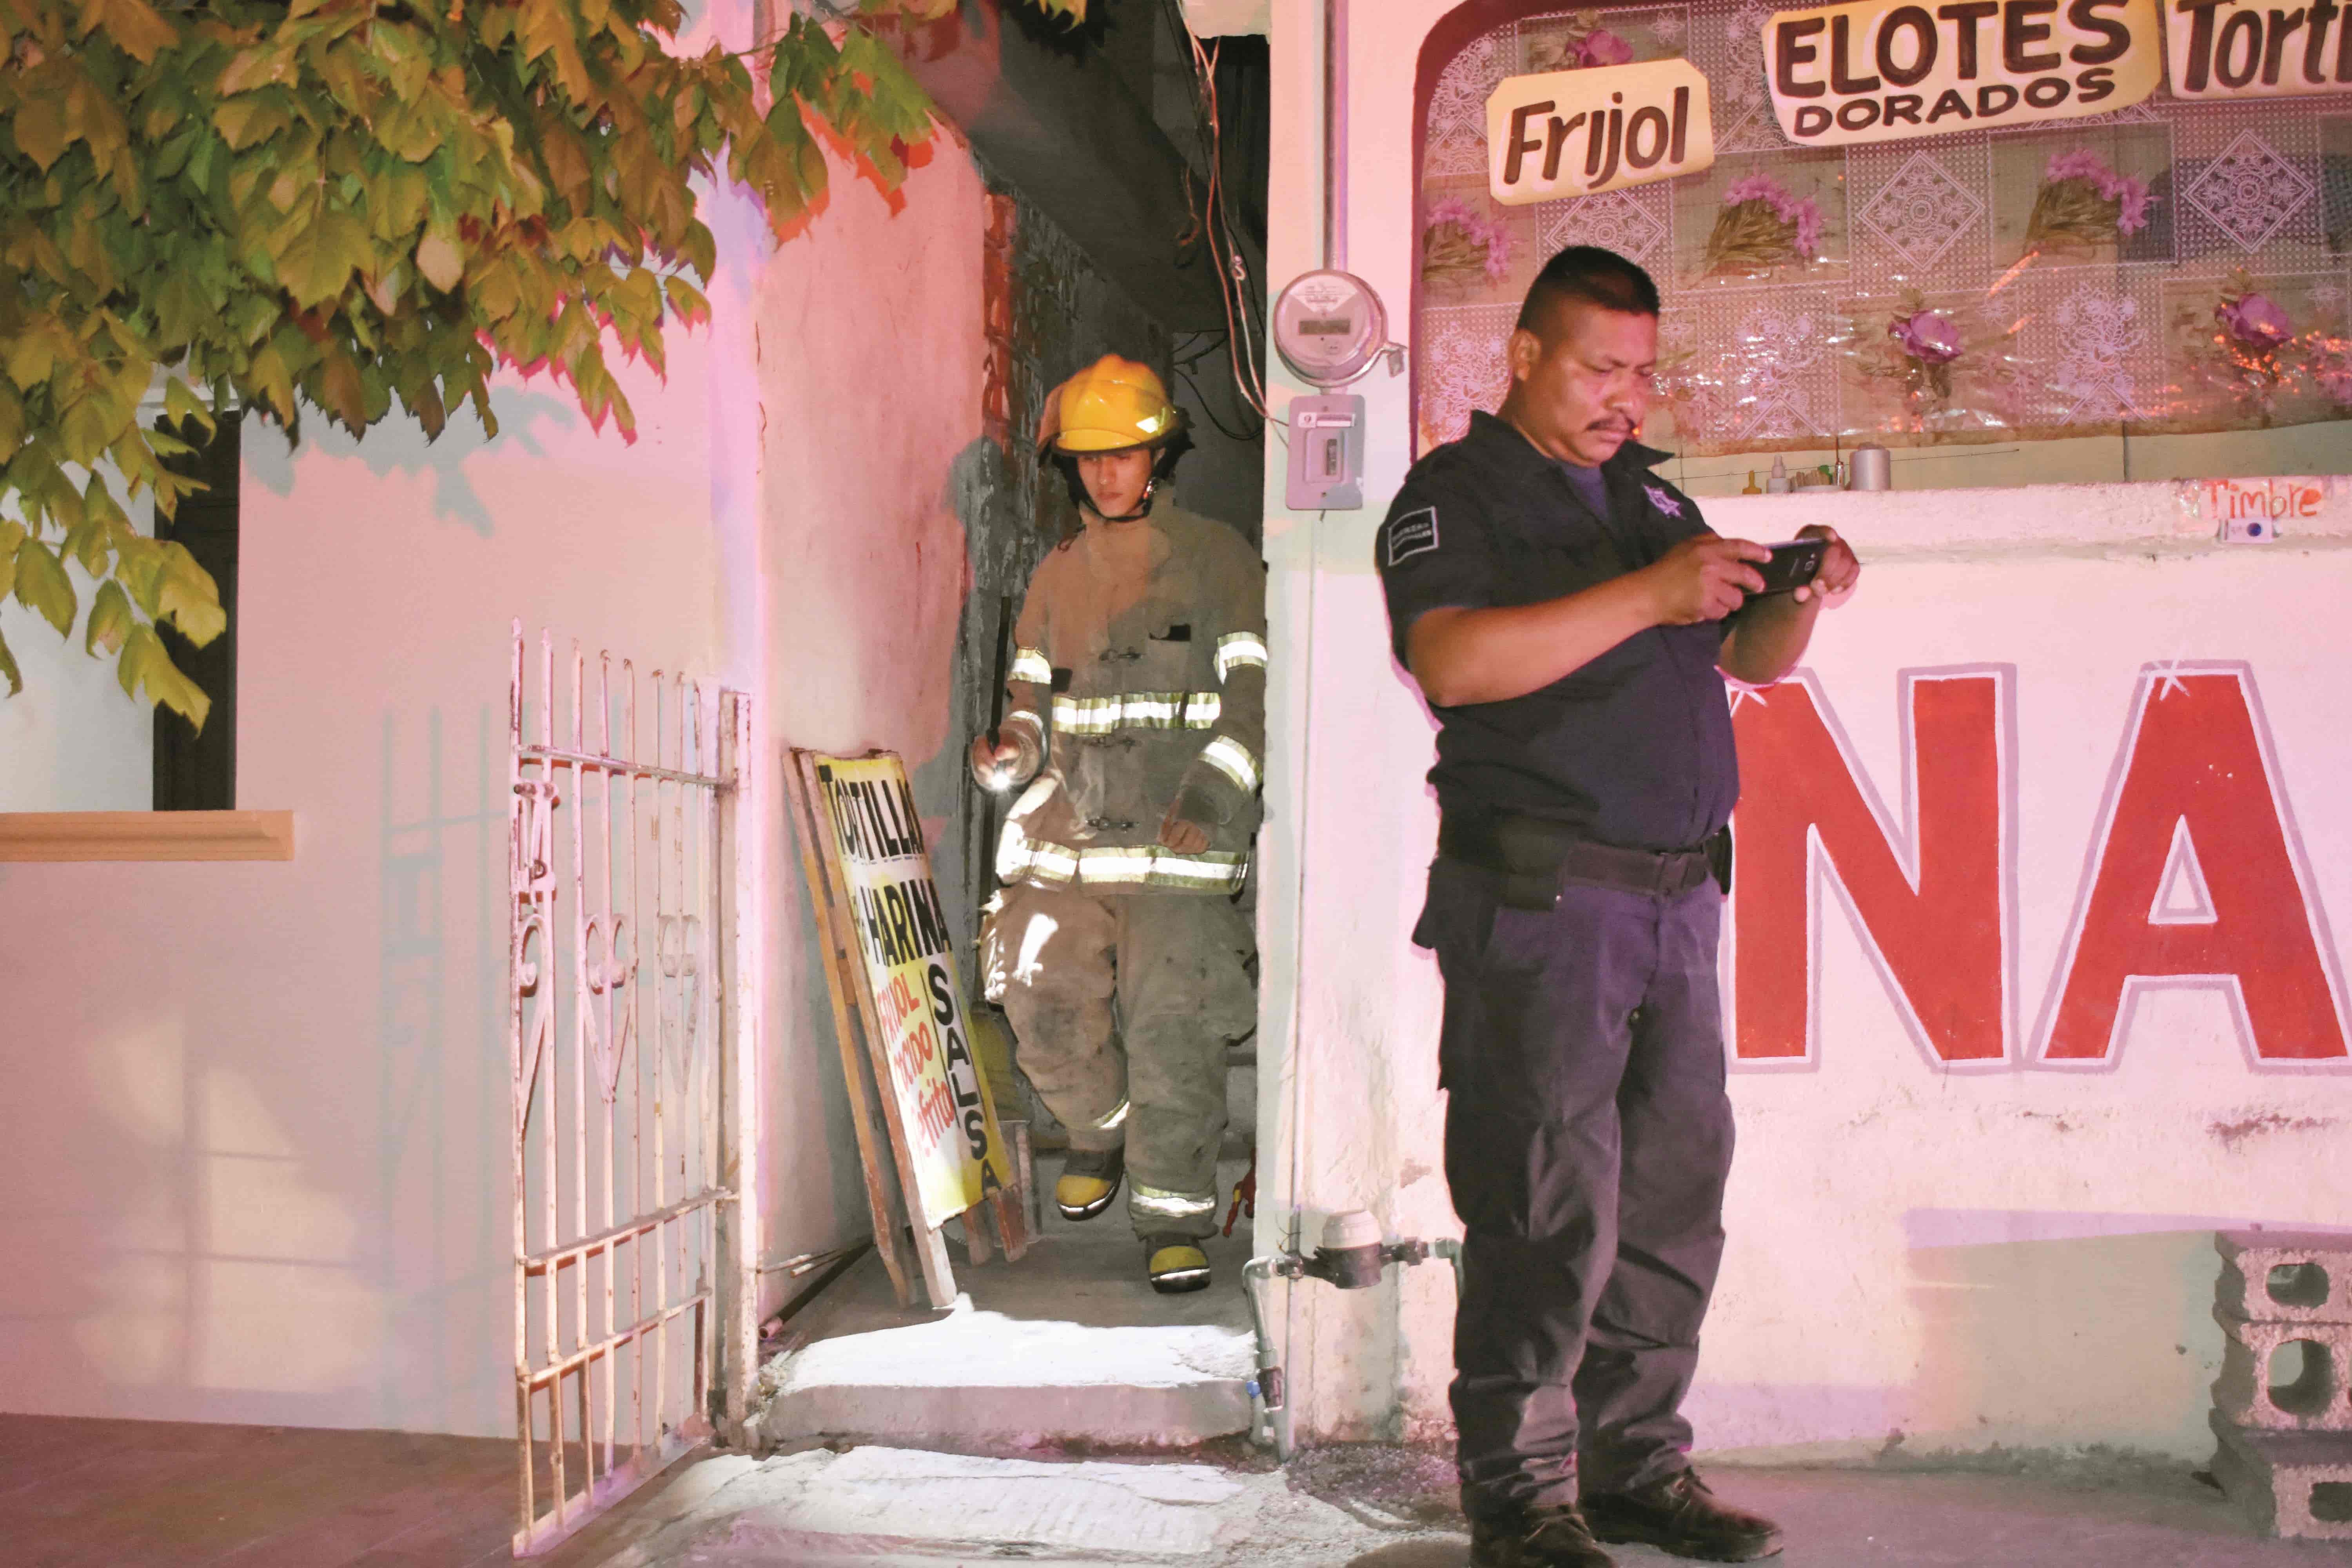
[1731, 668, 2013, 1067]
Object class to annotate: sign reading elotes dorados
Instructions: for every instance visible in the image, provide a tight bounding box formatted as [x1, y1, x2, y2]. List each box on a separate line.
[1762, 0, 2161, 145]
[1487, 58, 1715, 204]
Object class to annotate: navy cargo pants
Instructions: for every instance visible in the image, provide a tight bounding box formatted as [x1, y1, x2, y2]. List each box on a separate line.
[1414, 855, 1735, 1521]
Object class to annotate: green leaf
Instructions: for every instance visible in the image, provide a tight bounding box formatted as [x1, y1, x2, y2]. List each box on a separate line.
[155, 541, 225, 647]
[81, 0, 178, 63]
[218, 47, 294, 98]
[13, 69, 70, 172]
[415, 229, 463, 292]
[279, 207, 368, 309]
[62, 514, 107, 575]
[13, 536, 75, 637]
[85, 578, 134, 656]
[114, 535, 164, 618]
[663, 275, 709, 327]
[0, 520, 23, 601]
[0, 626, 20, 698]
[7, 323, 60, 392]
[214, 96, 293, 152]
[162, 377, 217, 441]
[122, 624, 211, 731]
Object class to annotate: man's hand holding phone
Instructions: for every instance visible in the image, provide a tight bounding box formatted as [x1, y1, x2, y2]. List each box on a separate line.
[1786, 524, 1860, 605]
[1648, 535, 1771, 625]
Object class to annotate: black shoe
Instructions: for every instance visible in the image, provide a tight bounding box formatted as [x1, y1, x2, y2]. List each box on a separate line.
[1468, 1505, 1616, 1567]
[1582, 1469, 1782, 1562]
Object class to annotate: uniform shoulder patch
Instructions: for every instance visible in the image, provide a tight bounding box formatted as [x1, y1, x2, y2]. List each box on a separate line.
[1643, 483, 1684, 518]
[1386, 506, 1439, 566]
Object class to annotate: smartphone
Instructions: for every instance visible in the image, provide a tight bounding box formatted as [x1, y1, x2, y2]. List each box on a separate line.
[1751, 538, 1827, 596]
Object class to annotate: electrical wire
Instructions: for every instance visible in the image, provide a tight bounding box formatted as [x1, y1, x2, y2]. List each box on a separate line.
[1163, 1, 1270, 426]
[1174, 335, 1263, 442]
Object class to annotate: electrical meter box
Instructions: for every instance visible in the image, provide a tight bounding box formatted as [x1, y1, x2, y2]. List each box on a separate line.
[1287, 394, 1365, 512]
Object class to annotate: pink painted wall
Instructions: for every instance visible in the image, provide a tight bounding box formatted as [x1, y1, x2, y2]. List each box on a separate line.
[738, 135, 993, 1294]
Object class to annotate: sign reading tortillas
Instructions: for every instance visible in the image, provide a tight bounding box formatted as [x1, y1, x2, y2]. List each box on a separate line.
[2163, 0, 2352, 99]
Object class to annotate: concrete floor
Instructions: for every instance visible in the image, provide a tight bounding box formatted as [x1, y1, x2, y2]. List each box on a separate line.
[6, 1414, 2335, 1568]
[588, 1439, 2352, 1566]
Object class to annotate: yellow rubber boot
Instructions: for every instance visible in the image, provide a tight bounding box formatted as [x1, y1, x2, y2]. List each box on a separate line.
[1145, 1235, 1211, 1294]
[1055, 1147, 1124, 1222]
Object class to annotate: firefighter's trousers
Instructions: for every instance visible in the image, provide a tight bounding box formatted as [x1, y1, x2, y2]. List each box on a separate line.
[983, 881, 1254, 1240]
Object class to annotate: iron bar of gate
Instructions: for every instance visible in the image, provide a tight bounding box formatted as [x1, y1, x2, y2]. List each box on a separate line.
[509, 623, 751, 1558]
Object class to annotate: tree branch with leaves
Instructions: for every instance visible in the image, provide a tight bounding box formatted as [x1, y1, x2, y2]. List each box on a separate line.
[0, 0, 1083, 725]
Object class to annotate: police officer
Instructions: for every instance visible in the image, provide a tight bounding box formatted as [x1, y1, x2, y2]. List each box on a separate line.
[1376, 248, 1858, 1567]
[973, 356, 1266, 1295]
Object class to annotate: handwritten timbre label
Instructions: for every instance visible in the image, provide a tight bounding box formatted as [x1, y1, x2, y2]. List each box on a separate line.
[1487, 58, 1716, 203]
[1763, 0, 2162, 145]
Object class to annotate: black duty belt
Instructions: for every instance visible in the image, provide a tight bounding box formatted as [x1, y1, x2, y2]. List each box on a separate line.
[1439, 812, 1727, 910]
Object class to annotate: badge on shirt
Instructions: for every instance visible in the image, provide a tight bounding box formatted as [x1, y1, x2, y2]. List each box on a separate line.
[1644, 484, 1683, 518]
[1387, 506, 1439, 565]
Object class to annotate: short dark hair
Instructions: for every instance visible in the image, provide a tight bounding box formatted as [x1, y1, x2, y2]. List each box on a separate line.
[1517, 245, 1661, 332]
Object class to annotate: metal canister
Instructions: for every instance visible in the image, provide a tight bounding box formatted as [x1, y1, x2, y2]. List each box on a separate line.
[1847, 444, 1893, 491]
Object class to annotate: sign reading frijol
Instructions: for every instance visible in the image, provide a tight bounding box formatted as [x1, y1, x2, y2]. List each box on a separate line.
[1487, 58, 1715, 203]
[1763, 0, 2161, 145]
[2164, 0, 2352, 98]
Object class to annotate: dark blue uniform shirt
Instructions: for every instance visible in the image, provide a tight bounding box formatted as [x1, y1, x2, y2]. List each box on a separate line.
[1376, 411, 1738, 853]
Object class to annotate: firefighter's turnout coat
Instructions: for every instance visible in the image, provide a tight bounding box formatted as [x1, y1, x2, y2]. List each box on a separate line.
[981, 503, 1266, 1241]
[996, 504, 1268, 895]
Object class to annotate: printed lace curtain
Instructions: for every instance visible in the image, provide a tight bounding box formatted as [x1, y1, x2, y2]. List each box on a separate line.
[1417, 4, 2352, 457]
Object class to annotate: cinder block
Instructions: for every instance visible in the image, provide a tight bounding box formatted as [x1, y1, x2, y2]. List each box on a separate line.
[2213, 1312, 2352, 1431]
[2210, 1411, 2352, 1540]
[2217, 1230, 2352, 1325]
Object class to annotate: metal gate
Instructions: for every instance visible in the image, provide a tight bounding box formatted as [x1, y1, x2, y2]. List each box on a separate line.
[507, 624, 757, 1556]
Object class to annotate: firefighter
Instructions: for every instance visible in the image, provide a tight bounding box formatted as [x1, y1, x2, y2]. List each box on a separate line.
[971, 355, 1265, 1295]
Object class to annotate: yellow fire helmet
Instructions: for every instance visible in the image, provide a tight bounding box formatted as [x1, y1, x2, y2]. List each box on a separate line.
[1038, 355, 1187, 455]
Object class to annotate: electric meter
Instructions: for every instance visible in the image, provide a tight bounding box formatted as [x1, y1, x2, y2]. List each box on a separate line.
[1272, 270, 1388, 388]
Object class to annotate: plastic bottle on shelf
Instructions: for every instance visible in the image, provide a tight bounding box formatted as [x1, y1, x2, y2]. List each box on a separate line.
[1764, 456, 1792, 494]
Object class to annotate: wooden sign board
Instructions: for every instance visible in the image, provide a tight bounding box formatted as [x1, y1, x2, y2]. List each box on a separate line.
[1488, 58, 1715, 203]
[786, 749, 1027, 1310]
[1762, 0, 2161, 145]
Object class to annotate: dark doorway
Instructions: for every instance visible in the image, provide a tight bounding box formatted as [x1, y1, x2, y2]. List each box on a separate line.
[151, 410, 240, 812]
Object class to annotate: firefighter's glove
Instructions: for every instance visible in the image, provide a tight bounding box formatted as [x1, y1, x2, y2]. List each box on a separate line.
[970, 729, 1041, 795]
[1157, 784, 1220, 853]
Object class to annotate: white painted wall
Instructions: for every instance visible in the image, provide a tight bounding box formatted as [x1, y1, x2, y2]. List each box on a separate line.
[0, 479, 155, 812]
[0, 46, 998, 1433]
[0, 356, 725, 1435]
[1255, 0, 2352, 1461]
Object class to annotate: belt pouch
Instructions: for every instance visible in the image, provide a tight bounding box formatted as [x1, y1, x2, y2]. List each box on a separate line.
[1489, 815, 1576, 912]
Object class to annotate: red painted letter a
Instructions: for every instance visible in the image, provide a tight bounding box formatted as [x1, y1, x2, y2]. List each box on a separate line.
[2036, 664, 2349, 1067]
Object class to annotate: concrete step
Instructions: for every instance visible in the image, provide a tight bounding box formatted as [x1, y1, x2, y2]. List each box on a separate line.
[598, 1447, 1377, 1568]
[753, 1156, 1258, 1452]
